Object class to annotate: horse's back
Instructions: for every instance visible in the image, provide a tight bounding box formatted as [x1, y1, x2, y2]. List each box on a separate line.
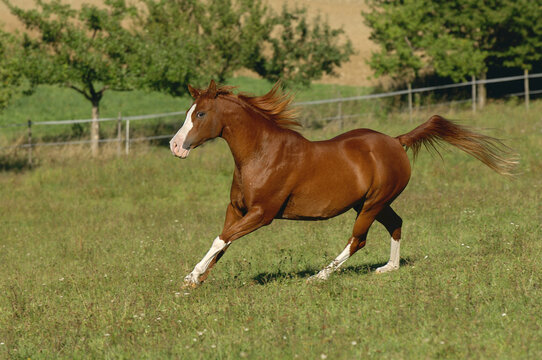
[321, 128, 410, 188]
[315, 128, 409, 170]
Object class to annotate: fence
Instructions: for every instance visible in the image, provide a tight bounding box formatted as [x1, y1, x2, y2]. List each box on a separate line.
[1, 70, 541, 166]
[295, 70, 542, 123]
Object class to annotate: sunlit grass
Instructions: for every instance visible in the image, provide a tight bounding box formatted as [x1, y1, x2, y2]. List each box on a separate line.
[0, 101, 541, 359]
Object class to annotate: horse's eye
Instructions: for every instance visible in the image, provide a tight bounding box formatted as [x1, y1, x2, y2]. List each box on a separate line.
[196, 112, 206, 118]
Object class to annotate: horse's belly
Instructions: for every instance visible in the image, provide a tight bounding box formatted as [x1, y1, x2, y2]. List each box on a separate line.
[277, 184, 362, 220]
[278, 206, 351, 220]
[278, 197, 354, 220]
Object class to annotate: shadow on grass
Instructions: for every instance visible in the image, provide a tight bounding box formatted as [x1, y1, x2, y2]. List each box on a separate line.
[252, 258, 414, 285]
[0, 153, 33, 172]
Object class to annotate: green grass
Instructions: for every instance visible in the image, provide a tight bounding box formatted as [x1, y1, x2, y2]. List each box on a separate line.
[1, 101, 541, 359]
[0, 86, 186, 125]
[0, 77, 364, 125]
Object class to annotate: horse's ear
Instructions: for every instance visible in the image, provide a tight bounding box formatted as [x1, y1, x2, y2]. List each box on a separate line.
[208, 79, 217, 98]
[187, 84, 200, 99]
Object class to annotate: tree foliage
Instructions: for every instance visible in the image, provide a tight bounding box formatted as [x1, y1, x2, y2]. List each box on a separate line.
[3, 0, 139, 154]
[0, 30, 23, 110]
[493, 0, 542, 71]
[363, 0, 542, 83]
[131, 0, 354, 95]
[3, 0, 353, 111]
[4, 0, 137, 101]
[362, 0, 430, 82]
[250, 6, 354, 87]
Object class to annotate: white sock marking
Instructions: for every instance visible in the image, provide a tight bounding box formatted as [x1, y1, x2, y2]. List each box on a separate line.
[312, 242, 352, 281]
[185, 236, 228, 284]
[376, 237, 401, 273]
[389, 237, 400, 267]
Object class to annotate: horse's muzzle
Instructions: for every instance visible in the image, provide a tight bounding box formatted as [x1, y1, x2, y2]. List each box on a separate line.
[170, 139, 191, 159]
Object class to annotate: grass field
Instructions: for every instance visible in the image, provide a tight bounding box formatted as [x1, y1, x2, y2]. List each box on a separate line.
[0, 78, 370, 149]
[0, 77, 367, 126]
[1, 98, 541, 359]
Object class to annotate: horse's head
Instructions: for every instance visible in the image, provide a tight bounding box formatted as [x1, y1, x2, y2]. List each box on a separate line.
[170, 80, 225, 159]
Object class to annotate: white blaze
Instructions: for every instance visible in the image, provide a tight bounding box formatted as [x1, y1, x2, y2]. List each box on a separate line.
[170, 104, 197, 158]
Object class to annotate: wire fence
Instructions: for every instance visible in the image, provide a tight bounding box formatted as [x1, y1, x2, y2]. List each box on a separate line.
[1, 70, 541, 164]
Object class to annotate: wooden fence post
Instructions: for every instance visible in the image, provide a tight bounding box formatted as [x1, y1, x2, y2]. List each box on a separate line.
[27, 119, 32, 167]
[524, 69, 530, 110]
[471, 75, 476, 113]
[117, 112, 122, 157]
[337, 91, 343, 129]
[125, 118, 130, 155]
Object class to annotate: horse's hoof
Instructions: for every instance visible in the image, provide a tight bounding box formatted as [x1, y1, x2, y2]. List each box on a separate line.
[306, 274, 327, 283]
[182, 273, 201, 289]
[375, 264, 399, 274]
[181, 281, 200, 289]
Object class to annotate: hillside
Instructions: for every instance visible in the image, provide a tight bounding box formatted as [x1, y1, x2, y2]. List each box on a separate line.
[0, 0, 377, 86]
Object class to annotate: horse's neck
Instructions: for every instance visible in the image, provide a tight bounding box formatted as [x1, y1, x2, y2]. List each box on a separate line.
[221, 111, 288, 167]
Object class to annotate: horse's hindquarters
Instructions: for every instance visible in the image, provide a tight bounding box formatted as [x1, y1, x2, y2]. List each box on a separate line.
[278, 131, 411, 220]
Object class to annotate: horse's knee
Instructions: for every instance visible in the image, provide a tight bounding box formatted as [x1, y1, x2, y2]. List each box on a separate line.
[391, 226, 401, 240]
[348, 235, 367, 255]
[390, 214, 402, 238]
[377, 207, 402, 239]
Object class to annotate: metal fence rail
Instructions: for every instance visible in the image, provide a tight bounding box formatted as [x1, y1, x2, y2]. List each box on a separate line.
[1, 71, 540, 164]
[31, 111, 187, 126]
[295, 72, 542, 106]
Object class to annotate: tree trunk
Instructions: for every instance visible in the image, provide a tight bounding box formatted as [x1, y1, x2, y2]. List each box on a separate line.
[91, 101, 100, 157]
[477, 72, 486, 109]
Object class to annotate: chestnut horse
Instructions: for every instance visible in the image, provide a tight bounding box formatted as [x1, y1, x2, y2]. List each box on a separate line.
[170, 80, 516, 287]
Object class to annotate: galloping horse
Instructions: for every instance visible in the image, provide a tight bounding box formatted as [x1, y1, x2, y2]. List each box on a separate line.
[170, 80, 516, 287]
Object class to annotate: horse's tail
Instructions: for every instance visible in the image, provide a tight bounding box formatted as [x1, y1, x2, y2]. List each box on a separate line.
[396, 115, 518, 176]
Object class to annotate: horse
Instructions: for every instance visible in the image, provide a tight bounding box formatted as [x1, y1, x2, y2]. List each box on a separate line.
[169, 80, 516, 287]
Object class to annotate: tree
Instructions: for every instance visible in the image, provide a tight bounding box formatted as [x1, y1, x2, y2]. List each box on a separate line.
[131, 0, 354, 94]
[127, 0, 221, 97]
[0, 29, 23, 111]
[363, 0, 542, 107]
[249, 5, 355, 87]
[3, 0, 138, 155]
[494, 0, 542, 72]
[363, 0, 487, 82]
[362, 0, 431, 84]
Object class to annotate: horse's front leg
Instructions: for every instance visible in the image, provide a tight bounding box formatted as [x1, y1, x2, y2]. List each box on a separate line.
[183, 205, 270, 287]
[183, 236, 230, 287]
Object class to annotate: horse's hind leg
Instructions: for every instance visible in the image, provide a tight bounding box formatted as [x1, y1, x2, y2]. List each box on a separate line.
[308, 235, 367, 281]
[375, 205, 402, 274]
[308, 208, 380, 281]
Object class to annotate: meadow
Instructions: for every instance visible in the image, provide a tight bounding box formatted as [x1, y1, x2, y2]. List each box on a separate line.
[0, 77, 371, 147]
[0, 77, 367, 124]
[0, 93, 541, 358]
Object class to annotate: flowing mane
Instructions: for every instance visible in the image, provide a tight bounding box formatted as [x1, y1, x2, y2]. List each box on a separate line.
[198, 82, 301, 130]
